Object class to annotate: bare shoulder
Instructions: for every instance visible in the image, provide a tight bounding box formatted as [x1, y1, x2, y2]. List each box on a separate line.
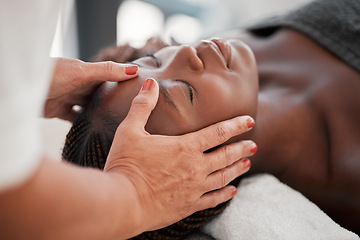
[284, 29, 360, 186]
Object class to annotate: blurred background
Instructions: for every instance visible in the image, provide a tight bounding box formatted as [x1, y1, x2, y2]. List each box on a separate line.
[44, 0, 313, 160]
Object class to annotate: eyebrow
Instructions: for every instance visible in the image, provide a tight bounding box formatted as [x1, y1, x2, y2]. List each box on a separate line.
[158, 81, 180, 112]
[128, 61, 179, 112]
[128, 62, 142, 67]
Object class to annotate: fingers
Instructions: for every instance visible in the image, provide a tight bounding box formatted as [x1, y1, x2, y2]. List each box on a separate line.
[186, 115, 255, 152]
[205, 158, 251, 193]
[193, 159, 250, 211]
[84, 61, 139, 82]
[206, 140, 257, 173]
[195, 185, 238, 211]
[120, 78, 160, 131]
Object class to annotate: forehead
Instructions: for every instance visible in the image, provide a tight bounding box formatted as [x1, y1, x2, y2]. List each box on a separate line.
[96, 77, 193, 136]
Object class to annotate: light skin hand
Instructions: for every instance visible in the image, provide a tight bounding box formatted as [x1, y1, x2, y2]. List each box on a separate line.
[44, 57, 139, 122]
[104, 78, 257, 235]
[0, 76, 255, 239]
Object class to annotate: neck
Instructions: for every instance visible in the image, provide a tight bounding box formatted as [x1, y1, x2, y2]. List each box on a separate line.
[234, 88, 309, 175]
[248, 93, 288, 174]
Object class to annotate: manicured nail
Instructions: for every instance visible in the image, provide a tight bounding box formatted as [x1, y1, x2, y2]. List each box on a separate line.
[250, 143, 258, 154]
[141, 78, 156, 91]
[243, 158, 251, 168]
[247, 117, 255, 128]
[125, 65, 138, 75]
[232, 187, 238, 196]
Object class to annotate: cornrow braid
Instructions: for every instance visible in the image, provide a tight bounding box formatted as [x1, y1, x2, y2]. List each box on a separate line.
[62, 111, 115, 170]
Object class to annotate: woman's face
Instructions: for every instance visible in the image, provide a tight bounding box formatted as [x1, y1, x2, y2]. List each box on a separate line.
[98, 38, 258, 135]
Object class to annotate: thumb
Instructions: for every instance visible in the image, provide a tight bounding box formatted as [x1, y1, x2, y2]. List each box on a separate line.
[122, 78, 159, 131]
[85, 61, 139, 82]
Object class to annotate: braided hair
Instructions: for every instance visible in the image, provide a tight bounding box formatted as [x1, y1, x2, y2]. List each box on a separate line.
[62, 41, 237, 239]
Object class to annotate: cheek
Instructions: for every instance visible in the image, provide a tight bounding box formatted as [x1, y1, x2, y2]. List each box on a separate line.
[145, 113, 174, 135]
[144, 100, 191, 136]
[194, 83, 235, 126]
[195, 76, 257, 127]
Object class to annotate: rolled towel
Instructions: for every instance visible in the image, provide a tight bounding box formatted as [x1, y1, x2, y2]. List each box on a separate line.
[201, 174, 359, 240]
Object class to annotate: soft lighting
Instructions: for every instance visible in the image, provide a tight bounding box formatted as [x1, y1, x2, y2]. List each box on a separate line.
[117, 0, 164, 47]
[164, 14, 202, 44]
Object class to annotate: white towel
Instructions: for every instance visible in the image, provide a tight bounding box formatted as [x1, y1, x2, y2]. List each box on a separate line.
[201, 174, 359, 240]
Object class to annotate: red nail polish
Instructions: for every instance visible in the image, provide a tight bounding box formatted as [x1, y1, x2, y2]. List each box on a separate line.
[243, 158, 251, 168]
[247, 117, 255, 128]
[141, 78, 156, 91]
[125, 65, 138, 75]
[232, 188, 238, 196]
[250, 144, 258, 154]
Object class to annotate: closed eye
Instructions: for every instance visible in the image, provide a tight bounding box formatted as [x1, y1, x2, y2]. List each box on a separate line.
[147, 54, 161, 67]
[178, 80, 194, 104]
[185, 82, 193, 103]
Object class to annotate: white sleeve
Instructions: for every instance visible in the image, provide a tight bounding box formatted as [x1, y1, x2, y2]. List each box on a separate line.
[0, 0, 63, 192]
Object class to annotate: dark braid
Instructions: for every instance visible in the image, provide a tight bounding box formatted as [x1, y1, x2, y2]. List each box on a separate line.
[63, 111, 115, 170]
[62, 42, 237, 239]
[130, 202, 229, 240]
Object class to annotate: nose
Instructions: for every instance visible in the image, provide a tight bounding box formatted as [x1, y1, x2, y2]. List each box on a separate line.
[174, 45, 203, 72]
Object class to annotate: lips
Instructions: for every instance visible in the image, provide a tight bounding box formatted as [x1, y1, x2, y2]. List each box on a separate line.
[211, 38, 231, 68]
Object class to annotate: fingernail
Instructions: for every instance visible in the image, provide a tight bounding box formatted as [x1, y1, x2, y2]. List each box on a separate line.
[141, 78, 156, 91]
[250, 143, 258, 154]
[247, 117, 255, 128]
[243, 158, 251, 168]
[232, 187, 238, 196]
[125, 65, 138, 75]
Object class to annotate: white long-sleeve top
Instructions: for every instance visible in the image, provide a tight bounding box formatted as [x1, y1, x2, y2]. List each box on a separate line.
[0, 0, 63, 191]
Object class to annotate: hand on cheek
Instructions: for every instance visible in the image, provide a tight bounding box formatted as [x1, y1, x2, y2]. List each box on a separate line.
[105, 78, 257, 232]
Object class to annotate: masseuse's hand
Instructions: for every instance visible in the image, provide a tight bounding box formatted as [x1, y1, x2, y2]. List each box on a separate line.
[105, 78, 257, 234]
[44, 58, 138, 122]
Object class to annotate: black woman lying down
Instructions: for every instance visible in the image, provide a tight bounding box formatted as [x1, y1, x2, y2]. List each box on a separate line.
[63, 0, 360, 237]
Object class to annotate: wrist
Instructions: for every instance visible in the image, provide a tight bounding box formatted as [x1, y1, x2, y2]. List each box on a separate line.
[106, 172, 146, 239]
